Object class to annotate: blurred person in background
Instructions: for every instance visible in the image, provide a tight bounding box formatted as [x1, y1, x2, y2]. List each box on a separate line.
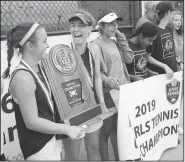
[136, 1, 160, 29]
[146, 3, 182, 143]
[126, 22, 160, 82]
[169, 10, 183, 71]
[128, 21, 176, 81]
[147, 2, 176, 79]
[169, 10, 184, 135]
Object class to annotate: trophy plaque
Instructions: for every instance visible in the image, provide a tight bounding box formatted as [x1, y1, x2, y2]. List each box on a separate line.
[41, 44, 115, 130]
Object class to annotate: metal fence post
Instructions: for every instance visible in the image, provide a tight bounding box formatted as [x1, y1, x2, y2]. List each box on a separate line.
[131, 1, 142, 31]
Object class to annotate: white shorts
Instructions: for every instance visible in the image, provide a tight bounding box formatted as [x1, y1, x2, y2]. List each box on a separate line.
[26, 136, 63, 160]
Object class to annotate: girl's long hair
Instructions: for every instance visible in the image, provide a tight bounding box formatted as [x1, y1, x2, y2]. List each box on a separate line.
[169, 10, 183, 35]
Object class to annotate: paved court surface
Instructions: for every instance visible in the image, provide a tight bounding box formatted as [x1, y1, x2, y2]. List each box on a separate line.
[78, 107, 184, 161]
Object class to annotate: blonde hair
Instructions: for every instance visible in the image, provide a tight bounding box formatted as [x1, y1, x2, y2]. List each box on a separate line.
[169, 11, 183, 35]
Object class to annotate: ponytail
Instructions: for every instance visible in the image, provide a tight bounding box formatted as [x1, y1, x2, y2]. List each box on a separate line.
[2, 28, 15, 79]
[2, 22, 40, 79]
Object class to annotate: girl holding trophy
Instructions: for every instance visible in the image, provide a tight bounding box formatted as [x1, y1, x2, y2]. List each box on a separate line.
[2, 22, 84, 160]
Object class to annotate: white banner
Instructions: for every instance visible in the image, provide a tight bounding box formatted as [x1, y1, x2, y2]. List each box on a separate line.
[1, 40, 22, 160]
[1, 80, 22, 160]
[117, 72, 183, 160]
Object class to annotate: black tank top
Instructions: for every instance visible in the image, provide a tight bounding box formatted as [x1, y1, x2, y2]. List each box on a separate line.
[81, 46, 99, 103]
[10, 64, 58, 159]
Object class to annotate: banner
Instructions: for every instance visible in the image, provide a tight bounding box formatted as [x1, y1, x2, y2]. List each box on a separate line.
[1, 32, 99, 160]
[1, 79, 23, 160]
[117, 72, 183, 161]
[1, 40, 23, 160]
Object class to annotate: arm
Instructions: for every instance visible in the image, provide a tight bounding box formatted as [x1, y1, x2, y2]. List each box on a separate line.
[176, 56, 184, 70]
[129, 74, 144, 82]
[89, 43, 109, 111]
[100, 55, 120, 90]
[135, 18, 143, 30]
[146, 54, 173, 72]
[176, 55, 180, 63]
[91, 43, 120, 90]
[1, 78, 4, 95]
[10, 71, 83, 139]
[89, 44, 105, 104]
[147, 68, 158, 76]
[115, 29, 134, 63]
[146, 54, 173, 79]
[99, 52, 109, 88]
[101, 73, 109, 87]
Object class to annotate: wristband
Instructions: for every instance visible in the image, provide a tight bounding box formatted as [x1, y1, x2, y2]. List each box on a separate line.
[177, 61, 184, 66]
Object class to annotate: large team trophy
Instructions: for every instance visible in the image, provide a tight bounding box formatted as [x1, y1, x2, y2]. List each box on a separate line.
[41, 44, 115, 130]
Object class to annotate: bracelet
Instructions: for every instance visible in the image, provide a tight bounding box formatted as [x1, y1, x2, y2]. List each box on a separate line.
[177, 61, 184, 66]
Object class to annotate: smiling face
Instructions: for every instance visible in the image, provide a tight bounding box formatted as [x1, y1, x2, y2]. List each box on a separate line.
[101, 20, 118, 37]
[32, 27, 49, 58]
[26, 27, 49, 60]
[69, 18, 92, 45]
[171, 13, 182, 31]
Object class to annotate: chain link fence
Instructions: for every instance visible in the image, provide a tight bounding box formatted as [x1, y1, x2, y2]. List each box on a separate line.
[1, 1, 133, 38]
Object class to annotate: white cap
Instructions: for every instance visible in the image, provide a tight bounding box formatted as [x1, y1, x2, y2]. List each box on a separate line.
[95, 12, 122, 30]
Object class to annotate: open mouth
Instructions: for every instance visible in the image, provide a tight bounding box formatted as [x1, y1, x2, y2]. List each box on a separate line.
[74, 34, 83, 38]
[176, 25, 181, 29]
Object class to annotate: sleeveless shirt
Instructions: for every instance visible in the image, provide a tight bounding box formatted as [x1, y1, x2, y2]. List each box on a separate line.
[10, 62, 58, 159]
